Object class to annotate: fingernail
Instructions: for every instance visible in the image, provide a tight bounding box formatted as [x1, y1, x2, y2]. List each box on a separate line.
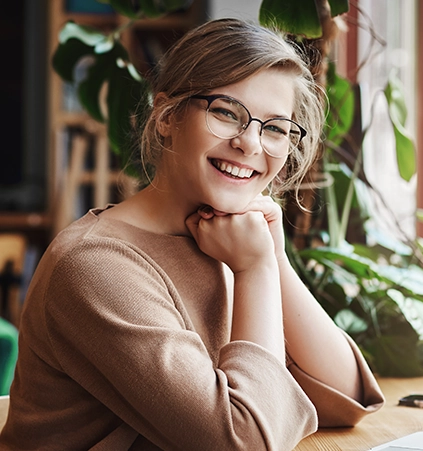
[199, 206, 213, 215]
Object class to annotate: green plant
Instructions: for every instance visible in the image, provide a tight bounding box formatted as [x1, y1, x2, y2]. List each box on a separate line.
[281, 5, 423, 375]
[52, 0, 423, 376]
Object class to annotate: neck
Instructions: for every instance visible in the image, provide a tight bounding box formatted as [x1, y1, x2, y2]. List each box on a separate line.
[107, 180, 197, 237]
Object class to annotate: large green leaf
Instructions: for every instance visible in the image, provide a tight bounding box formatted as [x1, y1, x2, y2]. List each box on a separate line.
[377, 265, 423, 298]
[355, 292, 423, 376]
[53, 22, 151, 169]
[328, 0, 349, 17]
[52, 38, 94, 82]
[388, 289, 423, 338]
[52, 22, 110, 82]
[384, 74, 416, 181]
[77, 55, 109, 123]
[259, 0, 322, 38]
[54, 42, 130, 125]
[107, 61, 151, 175]
[362, 225, 413, 257]
[392, 125, 416, 181]
[59, 21, 108, 47]
[300, 246, 377, 279]
[302, 246, 423, 302]
[259, 0, 349, 37]
[365, 334, 423, 376]
[316, 281, 349, 317]
[334, 309, 367, 334]
[325, 64, 355, 145]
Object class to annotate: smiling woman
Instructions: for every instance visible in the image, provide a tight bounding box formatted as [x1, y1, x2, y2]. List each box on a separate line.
[145, 68, 298, 221]
[0, 18, 384, 451]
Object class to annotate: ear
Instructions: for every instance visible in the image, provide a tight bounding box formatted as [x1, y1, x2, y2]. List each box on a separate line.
[154, 92, 174, 138]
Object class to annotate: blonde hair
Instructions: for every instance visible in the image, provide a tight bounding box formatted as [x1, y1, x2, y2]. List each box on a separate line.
[140, 18, 324, 200]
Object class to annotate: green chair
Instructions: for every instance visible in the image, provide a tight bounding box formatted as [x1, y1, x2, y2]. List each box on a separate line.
[0, 318, 18, 395]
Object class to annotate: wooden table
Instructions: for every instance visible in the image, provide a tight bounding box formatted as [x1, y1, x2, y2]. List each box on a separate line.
[294, 377, 423, 450]
[1, 379, 421, 446]
[0, 396, 9, 431]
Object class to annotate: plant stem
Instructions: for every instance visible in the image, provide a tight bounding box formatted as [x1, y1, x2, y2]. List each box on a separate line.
[339, 150, 363, 243]
[324, 158, 340, 247]
[111, 11, 147, 39]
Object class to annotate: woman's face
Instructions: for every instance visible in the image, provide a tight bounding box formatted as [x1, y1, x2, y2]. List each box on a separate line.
[157, 68, 296, 214]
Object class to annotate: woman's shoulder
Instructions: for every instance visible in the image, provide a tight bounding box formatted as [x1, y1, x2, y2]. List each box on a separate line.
[50, 206, 194, 264]
[43, 207, 219, 292]
[26, 209, 189, 322]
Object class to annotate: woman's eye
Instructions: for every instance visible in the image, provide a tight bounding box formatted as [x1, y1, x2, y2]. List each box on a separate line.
[210, 107, 239, 122]
[264, 124, 288, 136]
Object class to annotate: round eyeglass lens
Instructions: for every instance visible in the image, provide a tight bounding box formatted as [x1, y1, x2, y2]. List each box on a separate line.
[205, 97, 248, 139]
[260, 118, 301, 157]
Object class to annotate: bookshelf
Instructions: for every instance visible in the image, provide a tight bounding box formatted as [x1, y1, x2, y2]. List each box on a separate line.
[47, 0, 208, 236]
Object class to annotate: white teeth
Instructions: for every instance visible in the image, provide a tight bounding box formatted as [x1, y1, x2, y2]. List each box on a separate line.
[231, 166, 240, 176]
[214, 161, 254, 179]
[238, 168, 248, 178]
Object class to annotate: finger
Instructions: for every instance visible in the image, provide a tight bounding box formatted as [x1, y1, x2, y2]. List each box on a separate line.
[198, 205, 215, 219]
[185, 212, 201, 239]
[212, 209, 229, 217]
[238, 196, 282, 223]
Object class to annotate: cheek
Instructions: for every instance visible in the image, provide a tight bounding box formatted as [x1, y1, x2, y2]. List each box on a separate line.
[268, 155, 288, 179]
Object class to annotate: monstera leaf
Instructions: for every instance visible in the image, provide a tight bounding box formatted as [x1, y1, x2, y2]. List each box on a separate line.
[52, 0, 194, 172]
[325, 63, 355, 146]
[53, 21, 150, 174]
[384, 73, 417, 182]
[259, 0, 349, 38]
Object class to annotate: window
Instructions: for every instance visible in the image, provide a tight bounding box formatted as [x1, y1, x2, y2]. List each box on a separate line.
[357, 0, 418, 239]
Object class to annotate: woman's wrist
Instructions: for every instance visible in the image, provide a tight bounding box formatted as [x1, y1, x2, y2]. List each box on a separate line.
[276, 251, 291, 269]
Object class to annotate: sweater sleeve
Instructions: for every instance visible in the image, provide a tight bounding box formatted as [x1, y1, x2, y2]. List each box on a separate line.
[287, 331, 385, 427]
[44, 237, 318, 451]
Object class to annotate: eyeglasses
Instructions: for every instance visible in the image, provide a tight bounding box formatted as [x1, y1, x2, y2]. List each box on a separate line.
[190, 94, 307, 158]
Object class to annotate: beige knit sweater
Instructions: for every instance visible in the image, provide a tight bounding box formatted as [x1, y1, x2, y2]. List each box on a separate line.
[0, 208, 384, 450]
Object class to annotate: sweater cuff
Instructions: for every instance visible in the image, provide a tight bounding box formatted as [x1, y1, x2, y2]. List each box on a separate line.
[219, 340, 318, 448]
[287, 331, 385, 427]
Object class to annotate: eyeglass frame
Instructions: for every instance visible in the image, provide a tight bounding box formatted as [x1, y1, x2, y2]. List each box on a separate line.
[190, 94, 307, 158]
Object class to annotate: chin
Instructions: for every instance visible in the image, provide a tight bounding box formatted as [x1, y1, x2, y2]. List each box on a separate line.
[210, 199, 252, 215]
[206, 189, 264, 215]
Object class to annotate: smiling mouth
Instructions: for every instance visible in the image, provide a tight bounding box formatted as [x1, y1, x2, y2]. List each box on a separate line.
[211, 159, 257, 179]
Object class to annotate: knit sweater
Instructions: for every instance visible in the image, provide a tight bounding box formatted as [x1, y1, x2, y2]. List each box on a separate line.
[0, 208, 384, 450]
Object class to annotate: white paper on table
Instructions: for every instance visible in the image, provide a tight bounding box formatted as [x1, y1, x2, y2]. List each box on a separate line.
[370, 431, 423, 451]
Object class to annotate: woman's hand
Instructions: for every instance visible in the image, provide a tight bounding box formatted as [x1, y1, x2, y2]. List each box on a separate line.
[236, 195, 286, 262]
[186, 208, 275, 274]
[186, 195, 286, 266]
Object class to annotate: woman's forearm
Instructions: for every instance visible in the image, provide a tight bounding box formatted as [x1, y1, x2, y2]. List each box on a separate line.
[231, 258, 285, 364]
[279, 256, 363, 402]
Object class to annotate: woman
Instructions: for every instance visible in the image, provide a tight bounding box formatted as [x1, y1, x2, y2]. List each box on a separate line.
[0, 18, 384, 451]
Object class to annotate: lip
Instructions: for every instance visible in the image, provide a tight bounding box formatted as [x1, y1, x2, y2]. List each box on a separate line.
[210, 158, 259, 172]
[208, 158, 260, 182]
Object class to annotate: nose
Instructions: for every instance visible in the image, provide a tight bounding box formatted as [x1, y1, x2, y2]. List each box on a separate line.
[230, 121, 263, 157]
